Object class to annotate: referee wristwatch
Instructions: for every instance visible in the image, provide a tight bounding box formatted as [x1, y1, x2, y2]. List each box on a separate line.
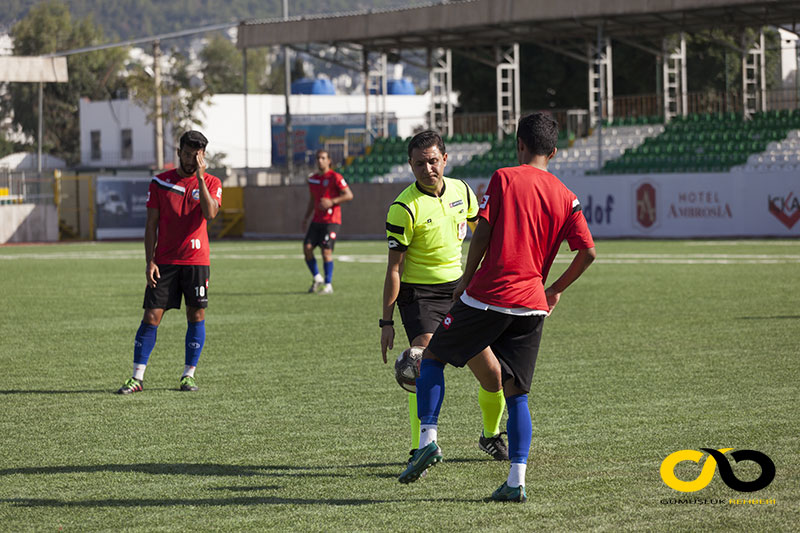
[379, 319, 394, 327]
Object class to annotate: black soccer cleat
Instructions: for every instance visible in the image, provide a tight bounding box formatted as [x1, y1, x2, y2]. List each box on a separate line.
[479, 431, 509, 461]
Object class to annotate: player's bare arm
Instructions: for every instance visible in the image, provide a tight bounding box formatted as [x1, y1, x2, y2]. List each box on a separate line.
[453, 217, 493, 301]
[195, 152, 219, 220]
[381, 249, 405, 363]
[319, 186, 354, 210]
[544, 247, 596, 313]
[144, 207, 160, 288]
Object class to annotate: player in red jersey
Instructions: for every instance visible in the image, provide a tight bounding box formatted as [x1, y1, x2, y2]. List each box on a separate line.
[117, 131, 222, 394]
[302, 149, 353, 294]
[400, 114, 597, 502]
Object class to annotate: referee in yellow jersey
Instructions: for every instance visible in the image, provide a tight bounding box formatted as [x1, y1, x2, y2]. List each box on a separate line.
[380, 131, 508, 469]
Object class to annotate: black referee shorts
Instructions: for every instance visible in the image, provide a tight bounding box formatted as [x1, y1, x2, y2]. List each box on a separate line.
[397, 280, 459, 344]
[427, 300, 545, 393]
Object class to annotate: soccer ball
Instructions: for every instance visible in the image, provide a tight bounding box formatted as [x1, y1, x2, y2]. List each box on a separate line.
[394, 346, 424, 393]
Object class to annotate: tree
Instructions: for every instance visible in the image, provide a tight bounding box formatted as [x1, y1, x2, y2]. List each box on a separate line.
[126, 45, 210, 149]
[200, 33, 273, 94]
[5, 0, 128, 165]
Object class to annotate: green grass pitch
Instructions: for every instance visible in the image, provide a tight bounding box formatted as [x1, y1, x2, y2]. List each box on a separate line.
[0, 239, 798, 531]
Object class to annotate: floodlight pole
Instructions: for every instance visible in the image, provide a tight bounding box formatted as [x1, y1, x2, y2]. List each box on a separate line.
[243, 47, 250, 184]
[153, 40, 164, 171]
[596, 23, 605, 170]
[37, 82, 43, 176]
[283, 0, 293, 185]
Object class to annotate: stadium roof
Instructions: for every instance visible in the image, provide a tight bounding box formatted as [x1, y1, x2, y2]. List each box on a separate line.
[238, 0, 800, 50]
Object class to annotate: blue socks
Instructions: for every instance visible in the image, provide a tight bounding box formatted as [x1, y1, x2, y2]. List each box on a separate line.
[323, 261, 334, 284]
[506, 393, 532, 464]
[416, 359, 446, 425]
[305, 258, 319, 276]
[133, 322, 158, 365]
[185, 320, 205, 367]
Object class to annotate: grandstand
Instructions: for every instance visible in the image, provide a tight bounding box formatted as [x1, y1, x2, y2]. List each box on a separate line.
[336, 107, 800, 182]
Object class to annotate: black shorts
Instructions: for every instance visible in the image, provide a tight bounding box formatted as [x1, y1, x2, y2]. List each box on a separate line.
[143, 264, 210, 310]
[427, 300, 545, 393]
[304, 222, 340, 250]
[397, 280, 459, 344]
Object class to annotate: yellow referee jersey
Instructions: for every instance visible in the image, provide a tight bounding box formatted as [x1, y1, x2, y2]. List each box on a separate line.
[386, 177, 479, 284]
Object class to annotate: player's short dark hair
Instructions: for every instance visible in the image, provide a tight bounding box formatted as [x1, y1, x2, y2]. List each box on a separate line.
[407, 130, 446, 158]
[516, 113, 558, 156]
[179, 131, 208, 151]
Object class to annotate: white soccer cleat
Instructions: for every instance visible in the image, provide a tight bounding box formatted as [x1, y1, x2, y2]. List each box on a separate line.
[308, 276, 324, 293]
[319, 284, 333, 295]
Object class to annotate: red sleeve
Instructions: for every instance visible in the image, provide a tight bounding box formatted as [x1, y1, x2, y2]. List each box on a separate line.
[146, 180, 159, 209]
[564, 196, 595, 250]
[208, 176, 223, 207]
[335, 172, 348, 192]
[477, 171, 502, 226]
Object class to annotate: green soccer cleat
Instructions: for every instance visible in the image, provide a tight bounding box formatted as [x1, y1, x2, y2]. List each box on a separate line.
[398, 441, 442, 484]
[179, 375, 198, 392]
[490, 481, 527, 503]
[116, 377, 143, 395]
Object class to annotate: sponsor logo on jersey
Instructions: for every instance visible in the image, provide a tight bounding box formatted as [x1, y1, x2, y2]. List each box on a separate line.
[192, 189, 200, 200]
[479, 195, 489, 209]
[323, 179, 329, 186]
[449, 199, 464, 208]
[388, 239, 400, 249]
[458, 221, 467, 240]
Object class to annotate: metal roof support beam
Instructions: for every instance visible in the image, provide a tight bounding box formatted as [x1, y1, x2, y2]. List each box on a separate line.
[663, 33, 688, 122]
[743, 29, 767, 118]
[364, 50, 388, 143]
[428, 48, 453, 137]
[496, 43, 521, 140]
[588, 33, 613, 128]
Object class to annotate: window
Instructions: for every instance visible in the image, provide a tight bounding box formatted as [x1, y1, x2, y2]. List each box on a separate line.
[121, 129, 133, 160]
[90, 131, 101, 160]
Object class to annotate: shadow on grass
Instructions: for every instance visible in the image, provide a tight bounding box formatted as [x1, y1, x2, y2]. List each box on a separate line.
[0, 496, 399, 507]
[0, 463, 346, 478]
[0, 388, 176, 395]
[736, 315, 800, 320]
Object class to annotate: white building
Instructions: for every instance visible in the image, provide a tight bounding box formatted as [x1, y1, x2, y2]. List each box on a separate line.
[79, 92, 432, 170]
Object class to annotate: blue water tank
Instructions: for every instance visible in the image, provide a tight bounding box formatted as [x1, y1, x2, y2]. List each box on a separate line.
[387, 79, 415, 95]
[291, 78, 336, 95]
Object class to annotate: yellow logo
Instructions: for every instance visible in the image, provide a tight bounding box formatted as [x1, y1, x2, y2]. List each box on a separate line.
[660, 448, 733, 492]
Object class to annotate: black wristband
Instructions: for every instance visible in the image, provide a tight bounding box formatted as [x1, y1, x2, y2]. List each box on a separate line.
[379, 319, 394, 327]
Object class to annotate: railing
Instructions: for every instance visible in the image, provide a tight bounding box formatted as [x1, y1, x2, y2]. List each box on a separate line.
[0, 170, 56, 205]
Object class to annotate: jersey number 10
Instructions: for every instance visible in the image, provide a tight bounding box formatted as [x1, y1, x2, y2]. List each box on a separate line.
[189, 239, 202, 249]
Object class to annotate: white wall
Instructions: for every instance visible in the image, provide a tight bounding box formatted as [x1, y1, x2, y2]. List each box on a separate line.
[79, 99, 172, 167]
[0, 204, 59, 243]
[80, 93, 431, 169]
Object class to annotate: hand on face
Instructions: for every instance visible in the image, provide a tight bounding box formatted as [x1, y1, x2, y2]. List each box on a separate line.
[195, 151, 207, 178]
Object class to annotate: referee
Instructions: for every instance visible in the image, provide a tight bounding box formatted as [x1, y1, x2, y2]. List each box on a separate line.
[380, 131, 508, 471]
